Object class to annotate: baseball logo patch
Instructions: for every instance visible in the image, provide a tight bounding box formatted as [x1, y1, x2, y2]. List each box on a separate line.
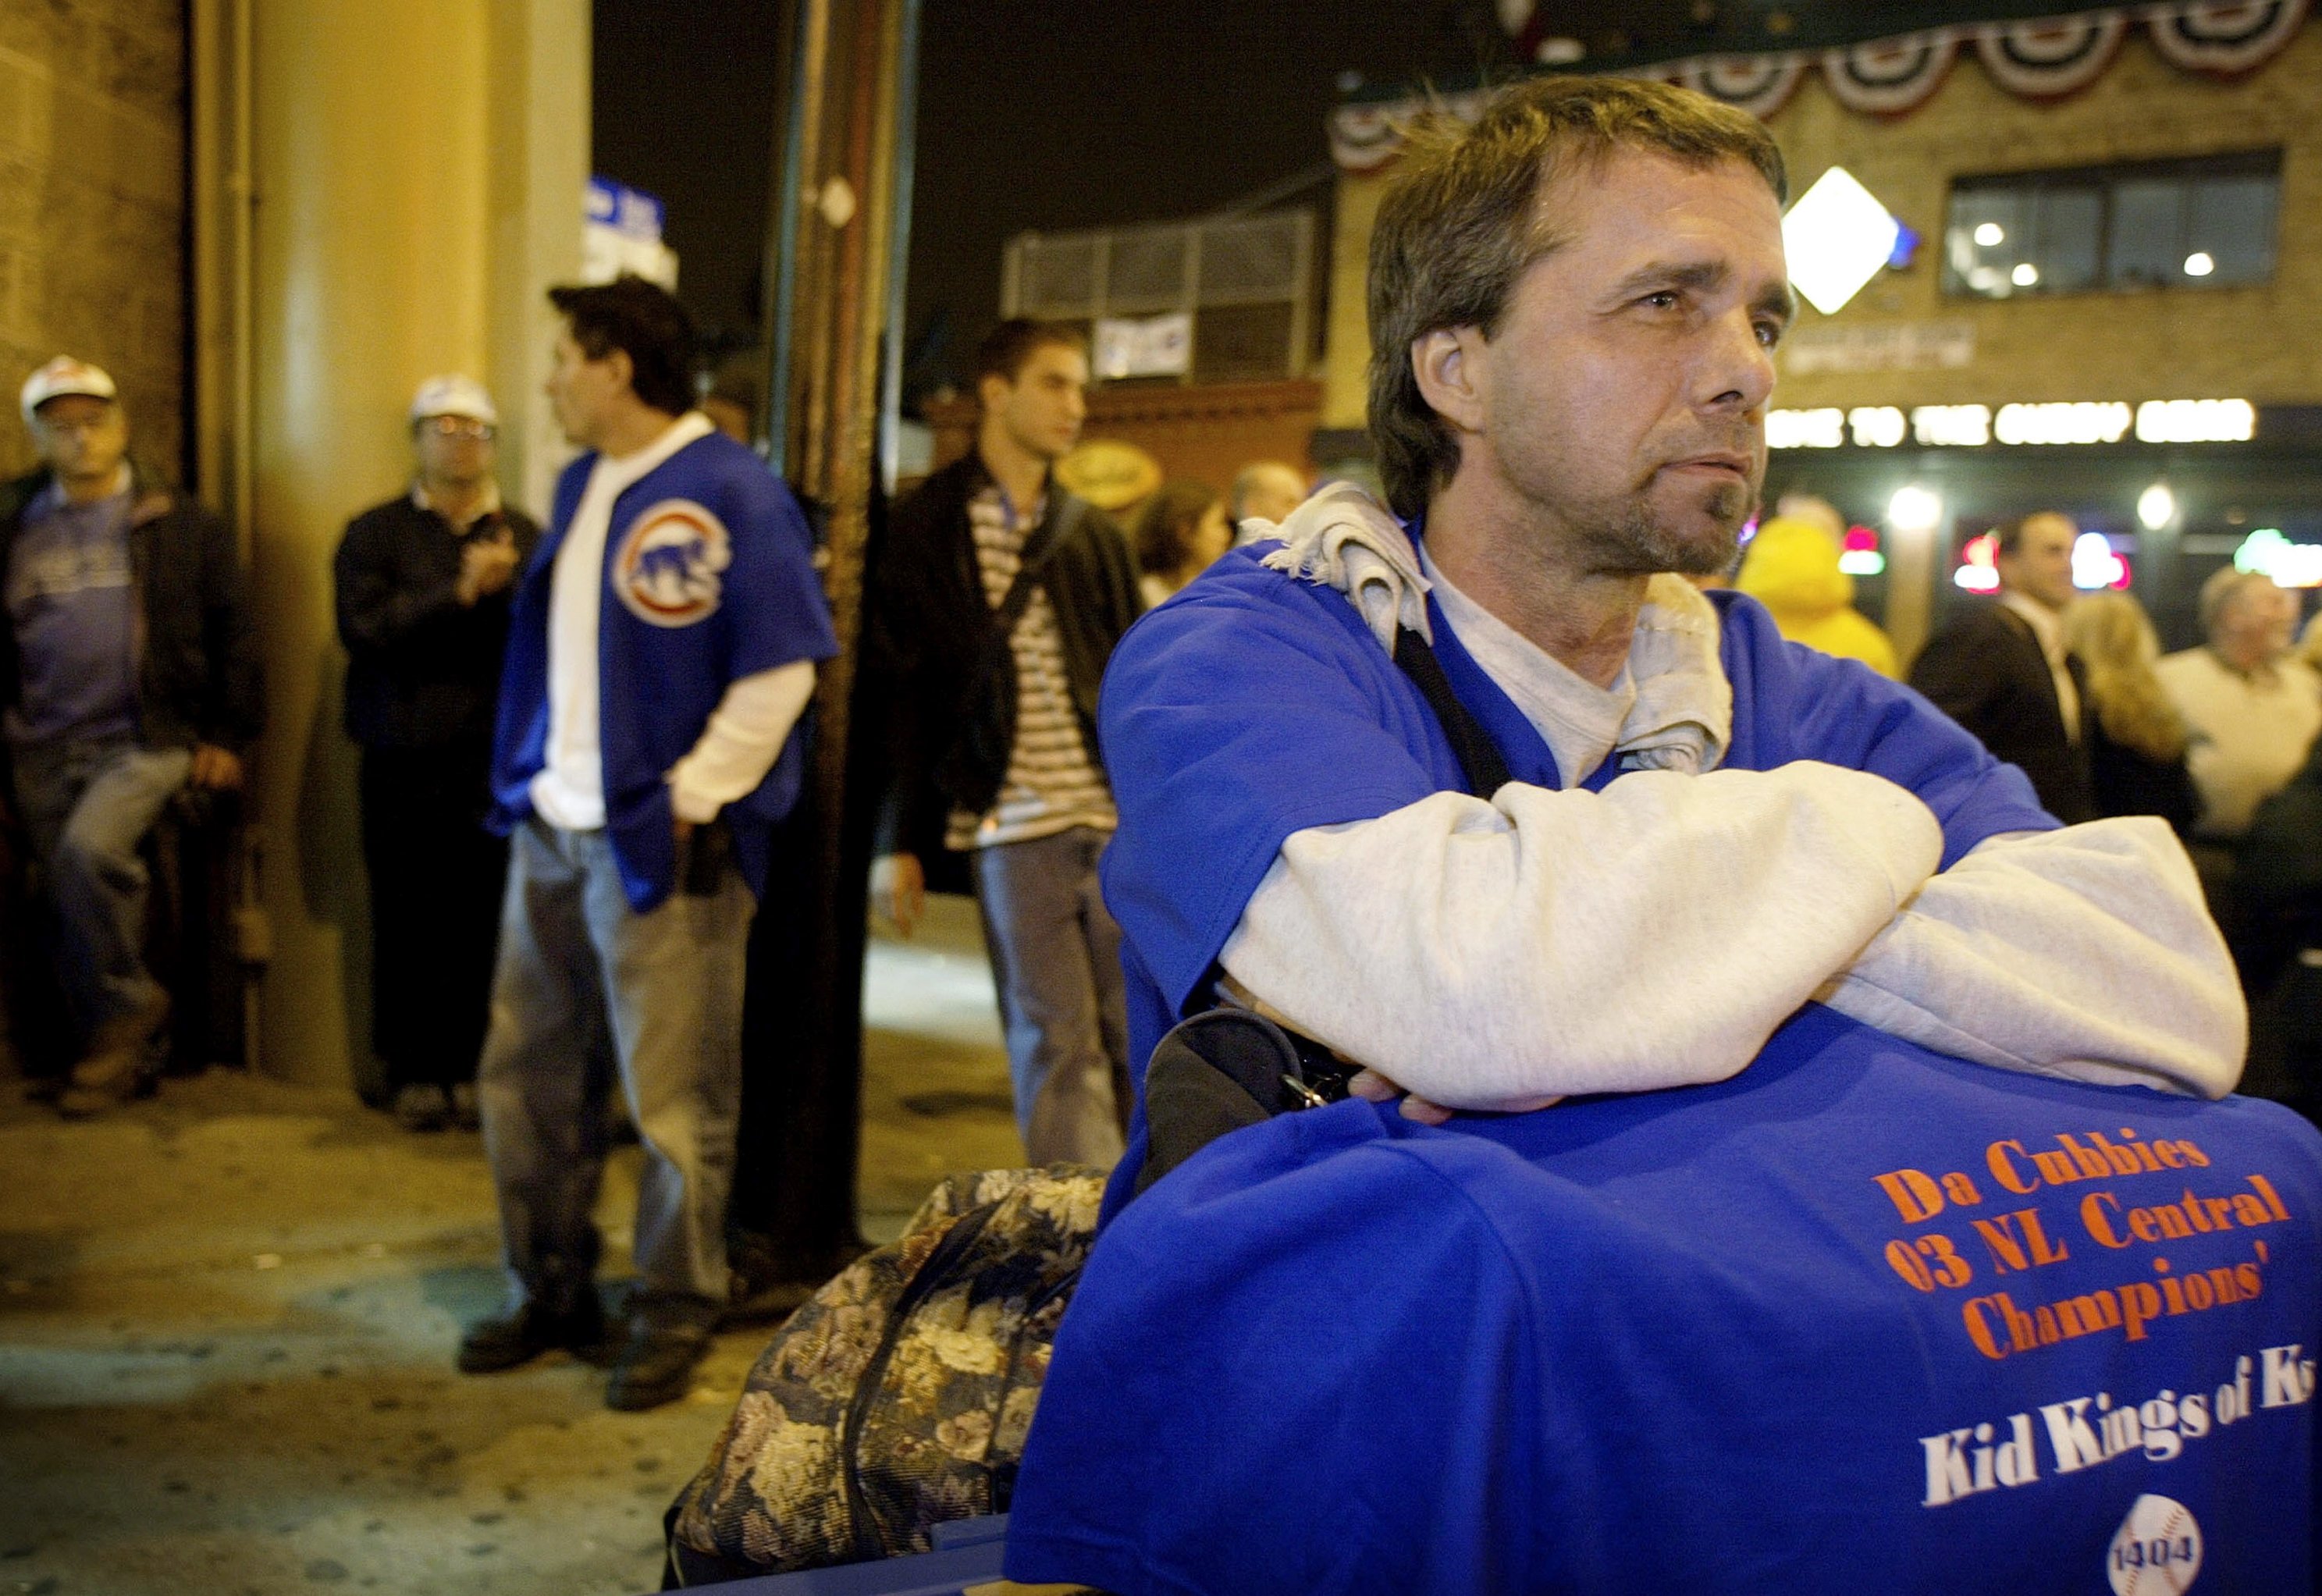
[2107, 1494, 2201, 1594]
[612, 499, 730, 627]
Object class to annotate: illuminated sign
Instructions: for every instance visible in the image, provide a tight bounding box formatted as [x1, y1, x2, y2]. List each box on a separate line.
[1838, 524, 1885, 577]
[1954, 531, 2000, 592]
[2135, 399, 2255, 444]
[2072, 531, 2131, 591]
[1767, 407, 1844, 450]
[1783, 168, 1901, 316]
[1767, 399, 2254, 450]
[1848, 406, 1907, 447]
[2234, 528, 2322, 589]
[1912, 405, 1991, 447]
[1994, 402, 2132, 446]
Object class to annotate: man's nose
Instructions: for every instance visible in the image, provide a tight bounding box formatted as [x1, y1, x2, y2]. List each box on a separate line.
[1700, 309, 1777, 414]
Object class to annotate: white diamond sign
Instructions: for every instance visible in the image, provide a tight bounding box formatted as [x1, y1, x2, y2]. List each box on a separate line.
[1783, 166, 1901, 316]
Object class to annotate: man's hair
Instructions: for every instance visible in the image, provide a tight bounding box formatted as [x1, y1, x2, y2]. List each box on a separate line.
[1993, 512, 2069, 559]
[1133, 480, 1223, 578]
[1367, 76, 1787, 520]
[1230, 460, 1305, 518]
[547, 275, 697, 417]
[975, 318, 1086, 390]
[2199, 565, 2278, 638]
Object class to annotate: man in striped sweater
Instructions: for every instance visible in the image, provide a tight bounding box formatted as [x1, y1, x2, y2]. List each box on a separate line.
[872, 320, 1144, 1164]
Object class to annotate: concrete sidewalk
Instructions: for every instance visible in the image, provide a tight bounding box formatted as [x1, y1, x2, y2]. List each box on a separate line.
[0, 898, 1025, 1596]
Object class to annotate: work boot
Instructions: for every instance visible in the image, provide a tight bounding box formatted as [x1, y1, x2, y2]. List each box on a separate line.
[393, 1083, 452, 1132]
[55, 1000, 166, 1121]
[604, 1320, 713, 1411]
[457, 1294, 607, 1374]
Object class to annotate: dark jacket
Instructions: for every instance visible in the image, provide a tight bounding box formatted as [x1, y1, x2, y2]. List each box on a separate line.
[869, 452, 1143, 862]
[334, 492, 541, 751]
[2086, 716, 2199, 834]
[0, 464, 264, 755]
[1909, 599, 2095, 824]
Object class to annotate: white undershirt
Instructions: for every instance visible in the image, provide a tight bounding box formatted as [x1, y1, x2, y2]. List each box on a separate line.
[1421, 546, 1633, 786]
[530, 411, 715, 830]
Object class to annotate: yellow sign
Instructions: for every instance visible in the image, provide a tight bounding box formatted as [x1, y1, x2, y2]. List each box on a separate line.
[1055, 439, 1161, 512]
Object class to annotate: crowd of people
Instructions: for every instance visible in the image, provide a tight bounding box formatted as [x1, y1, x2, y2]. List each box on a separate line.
[3, 69, 2320, 1587]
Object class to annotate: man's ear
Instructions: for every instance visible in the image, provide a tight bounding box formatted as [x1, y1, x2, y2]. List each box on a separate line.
[1410, 327, 1486, 436]
[606, 347, 637, 400]
[976, 370, 1010, 414]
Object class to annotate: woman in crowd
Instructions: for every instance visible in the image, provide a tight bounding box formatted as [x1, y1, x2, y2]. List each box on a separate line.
[2064, 590, 2198, 831]
[1133, 480, 1230, 609]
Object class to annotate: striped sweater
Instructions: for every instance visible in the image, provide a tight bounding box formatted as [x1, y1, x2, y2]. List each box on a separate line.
[945, 486, 1117, 849]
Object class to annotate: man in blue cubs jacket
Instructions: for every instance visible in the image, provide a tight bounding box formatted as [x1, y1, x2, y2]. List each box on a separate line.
[464, 277, 835, 1410]
[1005, 75, 2291, 1587]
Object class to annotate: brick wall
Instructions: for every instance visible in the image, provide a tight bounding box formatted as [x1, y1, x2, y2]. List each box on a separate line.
[1766, 24, 2322, 414]
[0, 1, 185, 482]
[1320, 22, 2322, 428]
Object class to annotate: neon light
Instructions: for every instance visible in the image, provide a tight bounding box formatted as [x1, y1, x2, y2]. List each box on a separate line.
[2135, 399, 2254, 444]
[1993, 402, 2132, 446]
[1954, 531, 2000, 592]
[2072, 531, 2130, 591]
[1841, 525, 1884, 574]
[1912, 405, 1991, 446]
[1848, 406, 1907, 448]
[1767, 408, 1845, 449]
[2234, 528, 2322, 589]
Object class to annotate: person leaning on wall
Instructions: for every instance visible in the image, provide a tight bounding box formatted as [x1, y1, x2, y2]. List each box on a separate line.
[0, 357, 262, 1118]
[333, 375, 540, 1132]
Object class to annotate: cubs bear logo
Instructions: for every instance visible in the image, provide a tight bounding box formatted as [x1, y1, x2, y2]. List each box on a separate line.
[612, 499, 730, 627]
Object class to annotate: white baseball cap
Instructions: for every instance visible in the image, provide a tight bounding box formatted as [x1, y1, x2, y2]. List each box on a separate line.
[409, 374, 498, 427]
[20, 357, 118, 424]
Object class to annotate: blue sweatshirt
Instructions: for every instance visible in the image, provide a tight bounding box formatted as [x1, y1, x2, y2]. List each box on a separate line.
[1008, 1005, 2322, 1594]
[1093, 540, 2057, 1218]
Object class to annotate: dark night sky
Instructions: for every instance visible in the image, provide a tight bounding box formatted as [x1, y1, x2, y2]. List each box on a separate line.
[591, 3, 1958, 394]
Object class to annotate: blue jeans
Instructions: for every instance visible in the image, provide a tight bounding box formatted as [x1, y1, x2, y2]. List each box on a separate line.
[9, 734, 192, 1043]
[475, 819, 752, 1327]
[970, 826, 1130, 1166]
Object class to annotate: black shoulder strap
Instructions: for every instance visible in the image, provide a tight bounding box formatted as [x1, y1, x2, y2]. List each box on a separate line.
[1392, 627, 1512, 799]
[989, 496, 1083, 634]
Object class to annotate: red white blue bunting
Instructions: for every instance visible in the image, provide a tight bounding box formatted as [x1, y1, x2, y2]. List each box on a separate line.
[1336, 2, 2311, 171]
[1678, 55, 1810, 119]
[2146, 0, 2310, 74]
[1821, 30, 1961, 114]
[1327, 89, 1492, 176]
[1973, 12, 2130, 97]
